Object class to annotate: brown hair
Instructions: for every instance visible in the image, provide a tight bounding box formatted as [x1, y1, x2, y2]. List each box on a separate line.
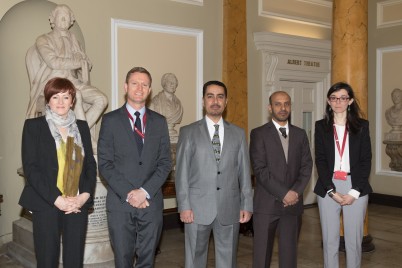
[44, 77, 76, 103]
[125, 67, 152, 86]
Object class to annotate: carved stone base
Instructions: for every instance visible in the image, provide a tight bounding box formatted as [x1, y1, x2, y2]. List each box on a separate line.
[162, 143, 177, 197]
[7, 218, 36, 268]
[383, 140, 402, 172]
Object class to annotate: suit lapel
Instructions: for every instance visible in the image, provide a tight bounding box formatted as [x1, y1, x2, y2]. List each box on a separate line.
[220, 120, 232, 158]
[348, 129, 358, 165]
[267, 121, 287, 164]
[40, 117, 58, 164]
[198, 119, 218, 163]
[326, 126, 336, 169]
[118, 105, 141, 157]
[287, 125, 296, 165]
[142, 109, 154, 151]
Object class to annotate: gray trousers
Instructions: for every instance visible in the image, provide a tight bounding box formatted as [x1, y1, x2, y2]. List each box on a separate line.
[184, 218, 240, 268]
[317, 176, 368, 268]
[107, 209, 163, 268]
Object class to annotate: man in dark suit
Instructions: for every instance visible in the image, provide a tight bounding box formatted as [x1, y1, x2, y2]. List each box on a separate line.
[250, 91, 313, 268]
[175, 81, 253, 268]
[98, 67, 171, 267]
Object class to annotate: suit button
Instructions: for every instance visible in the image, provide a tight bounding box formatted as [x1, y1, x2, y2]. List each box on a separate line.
[139, 162, 143, 165]
[217, 187, 220, 190]
[217, 171, 221, 175]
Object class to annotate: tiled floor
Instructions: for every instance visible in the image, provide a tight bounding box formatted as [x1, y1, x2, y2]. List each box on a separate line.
[1, 204, 402, 267]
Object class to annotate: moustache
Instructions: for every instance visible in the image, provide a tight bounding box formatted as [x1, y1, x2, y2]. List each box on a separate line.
[211, 104, 221, 109]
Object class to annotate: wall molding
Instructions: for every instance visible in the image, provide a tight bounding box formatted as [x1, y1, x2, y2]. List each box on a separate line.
[258, 0, 331, 28]
[170, 0, 203, 6]
[375, 45, 402, 176]
[377, 0, 402, 28]
[297, 0, 332, 8]
[254, 32, 331, 123]
[111, 19, 204, 119]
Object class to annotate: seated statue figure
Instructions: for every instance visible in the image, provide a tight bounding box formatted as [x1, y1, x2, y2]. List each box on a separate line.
[385, 88, 402, 133]
[149, 73, 183, 143]
[26, 4, 107, 132]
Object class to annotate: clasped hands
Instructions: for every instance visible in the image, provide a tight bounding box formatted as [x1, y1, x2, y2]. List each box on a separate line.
[54, 192, 90, 214]
[126, 189, 149, 209]
[283, 190, 299, 207]
[330, 192, 355, 206]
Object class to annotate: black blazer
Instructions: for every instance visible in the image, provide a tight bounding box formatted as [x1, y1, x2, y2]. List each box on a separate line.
[314, 119, 373, 198]
[19, 116, 97, 212]
[250, 121, 313, 216]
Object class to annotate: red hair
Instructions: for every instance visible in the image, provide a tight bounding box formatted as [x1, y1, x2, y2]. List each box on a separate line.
[44, 77, 76, 103]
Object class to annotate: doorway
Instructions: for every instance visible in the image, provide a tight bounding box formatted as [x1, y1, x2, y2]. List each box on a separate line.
[275, 80, 324, 205]
[254, 31, 331, 205]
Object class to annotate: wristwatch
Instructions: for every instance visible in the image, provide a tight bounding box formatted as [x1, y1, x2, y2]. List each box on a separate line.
[328, 190, 335, 198]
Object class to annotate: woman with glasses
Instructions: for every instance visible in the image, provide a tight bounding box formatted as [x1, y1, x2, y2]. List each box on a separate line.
[314, 82, 372, 268]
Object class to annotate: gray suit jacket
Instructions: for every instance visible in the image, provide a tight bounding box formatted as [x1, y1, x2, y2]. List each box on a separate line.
[175, 118, 253, 225]
[250, 121, 313, 216]
[98, 105, 171, 212]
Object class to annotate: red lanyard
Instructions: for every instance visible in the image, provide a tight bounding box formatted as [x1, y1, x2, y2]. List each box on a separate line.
[333, 124, 348, 170]
[126, 108, 147, 139]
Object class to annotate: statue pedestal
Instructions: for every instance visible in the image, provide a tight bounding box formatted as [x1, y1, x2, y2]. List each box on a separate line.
[79, 178, 114, 266]
[162, 143, 177, 197]
[383, 140, 402, 172]
[9, 171, 114, 267]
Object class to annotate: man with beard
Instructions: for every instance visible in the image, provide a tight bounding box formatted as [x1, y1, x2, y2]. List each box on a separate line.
[250, 91, 313, 267]
[175, 80, 253, 267]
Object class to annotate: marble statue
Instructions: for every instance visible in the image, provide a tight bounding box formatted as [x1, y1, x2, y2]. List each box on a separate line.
[385, 88, 402, 133]
[26, 4, 107, 132]
[384, 88, 402, 172]
[149, 73, 183, 143]
[17, 5, 113, 266]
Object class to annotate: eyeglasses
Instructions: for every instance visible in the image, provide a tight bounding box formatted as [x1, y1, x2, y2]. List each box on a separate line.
[328, 96, 350, 102]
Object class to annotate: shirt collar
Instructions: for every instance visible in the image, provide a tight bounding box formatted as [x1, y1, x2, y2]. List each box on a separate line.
[205, 116, 223, 128]
[126, 103, 146, 118]
[272, 119, 288, 131]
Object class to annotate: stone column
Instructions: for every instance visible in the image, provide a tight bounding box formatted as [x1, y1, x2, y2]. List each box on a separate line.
[332, 0, 368, 114]
[331, 0, 374, 252]
[222, 0, 248, 132]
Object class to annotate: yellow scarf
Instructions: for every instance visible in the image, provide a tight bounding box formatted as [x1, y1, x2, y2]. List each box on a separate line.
[56, 137, 84, 196]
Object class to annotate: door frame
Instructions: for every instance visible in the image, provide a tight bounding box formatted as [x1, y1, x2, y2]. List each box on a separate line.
[254, 32, 331, 205]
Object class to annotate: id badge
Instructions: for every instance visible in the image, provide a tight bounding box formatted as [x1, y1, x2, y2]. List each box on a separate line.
[334, 170, 347, 180]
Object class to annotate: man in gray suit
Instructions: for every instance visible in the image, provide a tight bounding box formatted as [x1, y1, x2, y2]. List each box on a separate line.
[250, 91, 312, 267]
[98, 67, 171, 267]
[175, 80, 253, 268]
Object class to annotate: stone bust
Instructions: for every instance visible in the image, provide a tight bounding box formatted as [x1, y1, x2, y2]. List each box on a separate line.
[26, 4, 107, 136]
[149, 73, 183, 143]
[385, 88, 402, 133]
